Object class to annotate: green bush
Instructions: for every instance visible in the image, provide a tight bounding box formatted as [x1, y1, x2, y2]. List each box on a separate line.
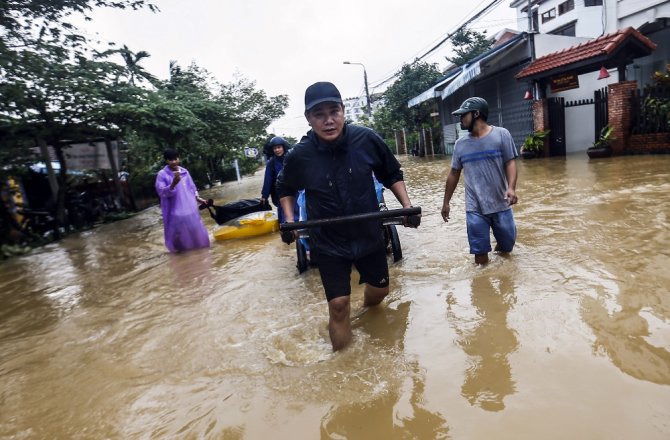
[522, 130, 550, 153]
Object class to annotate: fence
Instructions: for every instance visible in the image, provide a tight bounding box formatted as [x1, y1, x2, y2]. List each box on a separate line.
[630, 85, 670, 134]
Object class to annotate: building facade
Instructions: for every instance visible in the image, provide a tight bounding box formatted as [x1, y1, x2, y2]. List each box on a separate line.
[343, 94, 383, 124]
[512, 0, 669, 155]
[410, 0, 669, 156]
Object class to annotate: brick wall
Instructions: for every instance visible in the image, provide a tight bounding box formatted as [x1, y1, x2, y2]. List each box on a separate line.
[532, 99, 548, 132]
[607, 81, 637, 155]
[628, 132, 670, 154]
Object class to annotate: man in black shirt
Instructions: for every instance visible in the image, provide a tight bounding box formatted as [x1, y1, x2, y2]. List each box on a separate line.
[276, 81, 416, 351]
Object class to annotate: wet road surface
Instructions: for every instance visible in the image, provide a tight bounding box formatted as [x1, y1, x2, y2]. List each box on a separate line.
[1, 154, 669, 439]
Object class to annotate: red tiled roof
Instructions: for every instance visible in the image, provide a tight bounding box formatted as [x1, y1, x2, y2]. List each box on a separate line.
[516, 27, 657, 79]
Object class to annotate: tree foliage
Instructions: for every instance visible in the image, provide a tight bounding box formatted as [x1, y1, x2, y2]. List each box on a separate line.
[97, 45, 159, 86]
[372, 60, 442, 139]
[0, 1, 288, 247]
[446, 27, 493, 66]
[1, 0, 159, 61]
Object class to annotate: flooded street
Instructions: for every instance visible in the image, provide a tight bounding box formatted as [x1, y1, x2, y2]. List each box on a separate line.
[1, 154, 669, 439]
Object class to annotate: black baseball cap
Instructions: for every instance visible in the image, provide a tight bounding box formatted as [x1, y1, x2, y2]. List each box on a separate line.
[304, 81, 342, 112]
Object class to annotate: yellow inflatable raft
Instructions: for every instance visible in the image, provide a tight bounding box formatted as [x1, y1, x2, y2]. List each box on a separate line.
[213, 211, 279, 241]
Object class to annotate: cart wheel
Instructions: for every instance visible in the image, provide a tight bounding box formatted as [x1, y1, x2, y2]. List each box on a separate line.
[386, 224, 402, 262]
[296, 239, 308, 273]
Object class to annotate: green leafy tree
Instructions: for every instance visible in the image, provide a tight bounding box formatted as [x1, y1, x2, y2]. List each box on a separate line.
[1, 0, 157, 232]
[0, 43, 138, 223]
[446, 27, 493, 66]
[0, 0, 157, 55]
[1, 0, 289, 246]
[115, 62, 289, 188]
[372, 61, 442, 139]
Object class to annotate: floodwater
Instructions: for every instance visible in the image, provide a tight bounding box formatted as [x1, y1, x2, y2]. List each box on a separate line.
[1, 154, 669, 439]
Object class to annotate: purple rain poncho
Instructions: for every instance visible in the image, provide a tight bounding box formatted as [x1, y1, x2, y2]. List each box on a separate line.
[155, 165, 210, 253]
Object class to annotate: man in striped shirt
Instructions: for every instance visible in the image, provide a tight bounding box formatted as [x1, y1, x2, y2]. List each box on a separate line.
[441, 97, 519, 265]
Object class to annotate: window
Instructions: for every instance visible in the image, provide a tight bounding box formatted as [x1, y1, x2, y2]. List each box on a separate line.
[558, 0, 574, 15]
[550, 21, 576, 36]
[541, 8, 556, 23]
[585, 0, 603, 6]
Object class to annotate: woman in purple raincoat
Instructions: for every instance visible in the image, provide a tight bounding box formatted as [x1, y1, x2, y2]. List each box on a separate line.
[155, 149, 210, 253]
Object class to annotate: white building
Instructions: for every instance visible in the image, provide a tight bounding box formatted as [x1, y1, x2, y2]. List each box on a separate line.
[410, 1, 668, 156]
[513, 0, 670, 38]
[343, 94, 384, 124]
[343, 96, 367, 123]
[511, 0, 606, 37]
[512, 0, 669, 85]
[510, 0, 669, 154]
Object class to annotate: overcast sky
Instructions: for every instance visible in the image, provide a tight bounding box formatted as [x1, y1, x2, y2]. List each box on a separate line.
[82, 0, 520, 139]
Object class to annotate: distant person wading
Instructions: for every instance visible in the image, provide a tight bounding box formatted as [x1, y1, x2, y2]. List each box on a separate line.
[260, 136, 297, 224]
[441, 97, 519, 265]
[155, 149, 210, 253]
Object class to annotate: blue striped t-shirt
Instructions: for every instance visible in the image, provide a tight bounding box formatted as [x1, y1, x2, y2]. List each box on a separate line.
[451, 126, 518, 215]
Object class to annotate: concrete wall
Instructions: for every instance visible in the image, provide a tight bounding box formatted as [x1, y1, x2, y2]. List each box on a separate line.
[618, 0, 670, 30]
[533, 34, 590, 57]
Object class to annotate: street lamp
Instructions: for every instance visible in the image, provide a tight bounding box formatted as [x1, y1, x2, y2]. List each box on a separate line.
[343, 61, 372, 118]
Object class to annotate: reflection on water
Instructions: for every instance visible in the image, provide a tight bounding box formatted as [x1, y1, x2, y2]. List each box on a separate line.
[321, 301, 449, 439]
[450, 274, 518, 411]
[1, 155, 670, 439]
[581, 295, 670, 385]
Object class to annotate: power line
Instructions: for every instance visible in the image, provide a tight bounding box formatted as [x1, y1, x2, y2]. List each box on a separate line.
[369, 0, 507, 90]
[415, 0, 506, 62]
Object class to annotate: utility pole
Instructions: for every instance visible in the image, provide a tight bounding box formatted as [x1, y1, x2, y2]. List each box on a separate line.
[343, 61, 372, 118]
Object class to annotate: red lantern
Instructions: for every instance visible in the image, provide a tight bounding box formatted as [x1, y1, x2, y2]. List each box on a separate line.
[597, 66, 610, 80]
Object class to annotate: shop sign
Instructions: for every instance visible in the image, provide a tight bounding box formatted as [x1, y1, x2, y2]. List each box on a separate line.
[550, 73, 579, 93]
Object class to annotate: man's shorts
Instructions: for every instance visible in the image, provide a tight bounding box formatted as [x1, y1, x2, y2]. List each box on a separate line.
[317, 247, 389, 302]
[466, 209, 516, 255]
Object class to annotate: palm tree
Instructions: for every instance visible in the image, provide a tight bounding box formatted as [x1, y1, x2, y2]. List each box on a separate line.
[98, 45, 158, 87]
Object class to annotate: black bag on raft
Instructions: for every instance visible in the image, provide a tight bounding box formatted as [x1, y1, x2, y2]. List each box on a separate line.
[202, 198, 272, 225]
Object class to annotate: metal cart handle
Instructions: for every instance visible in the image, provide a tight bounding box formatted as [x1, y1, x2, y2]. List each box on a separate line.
[279, 207, 421, 232]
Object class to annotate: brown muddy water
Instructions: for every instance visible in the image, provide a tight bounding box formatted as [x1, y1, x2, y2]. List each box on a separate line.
[1, 154, 669, 439]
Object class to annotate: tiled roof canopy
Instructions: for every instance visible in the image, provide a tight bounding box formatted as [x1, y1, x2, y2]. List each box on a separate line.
[516, 27, 657, 80]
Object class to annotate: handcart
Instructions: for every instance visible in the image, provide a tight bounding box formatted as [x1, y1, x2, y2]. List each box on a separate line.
[281, 203, 421, 274]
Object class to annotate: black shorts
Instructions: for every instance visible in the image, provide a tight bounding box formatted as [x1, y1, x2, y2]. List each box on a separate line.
[317, 247, 390, 302]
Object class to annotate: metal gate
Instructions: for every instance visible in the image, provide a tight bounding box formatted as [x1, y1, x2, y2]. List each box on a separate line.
[594, 87, 608, 138]
[548, 97, 566, 156]
[548, 87, 606, 156]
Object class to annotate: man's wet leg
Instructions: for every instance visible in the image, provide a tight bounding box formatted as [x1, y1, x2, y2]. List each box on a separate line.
[475, 253, 489, 265]
[363, 284, 389, 307]
[328, 296, 351, 351]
